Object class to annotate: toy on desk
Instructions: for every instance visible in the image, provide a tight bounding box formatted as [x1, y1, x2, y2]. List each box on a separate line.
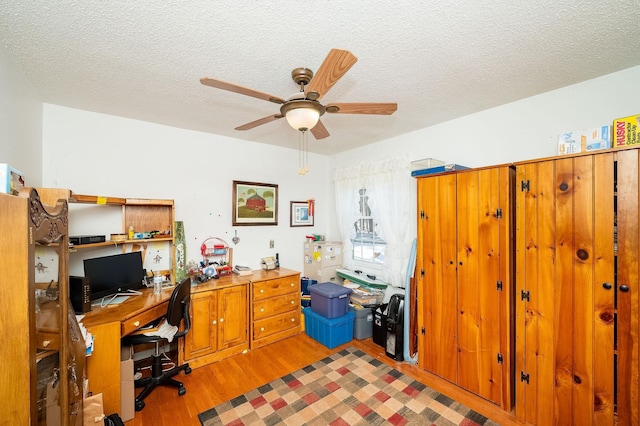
[203, 265, 219, 279]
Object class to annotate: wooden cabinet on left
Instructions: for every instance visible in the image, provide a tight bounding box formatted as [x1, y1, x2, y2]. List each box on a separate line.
[1, 188, 86, 425]
[181, 275, 250, 369]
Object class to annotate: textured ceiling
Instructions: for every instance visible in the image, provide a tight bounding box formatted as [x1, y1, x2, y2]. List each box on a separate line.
[1, 1, 639, 155]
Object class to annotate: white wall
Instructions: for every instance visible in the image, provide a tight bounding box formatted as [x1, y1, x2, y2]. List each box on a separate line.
[328, 66, 640, 242]
[40, 65, 640, 279]
[42, 105, 332, 274]
[0, 45, 43, 186]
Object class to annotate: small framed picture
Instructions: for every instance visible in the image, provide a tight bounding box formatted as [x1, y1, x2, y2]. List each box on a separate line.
[232, 180, 278, 226]
[290, 201, 314, 227]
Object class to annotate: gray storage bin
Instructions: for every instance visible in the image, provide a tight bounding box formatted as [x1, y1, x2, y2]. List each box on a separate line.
[350, 304, 374, 339]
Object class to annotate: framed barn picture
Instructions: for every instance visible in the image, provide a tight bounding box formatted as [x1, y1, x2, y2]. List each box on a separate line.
[290, 201, 314, 227]
[232, 180, 278, 226]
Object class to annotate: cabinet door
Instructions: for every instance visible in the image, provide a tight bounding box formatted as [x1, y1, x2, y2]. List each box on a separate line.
[456, 168, 507, 407]
[218, 285, 248, 350]
[417, 173, 458, 383]
[184, 290, 218, 360]
[515, 154, 614, 425]
[418, 168, 512, 409]
[616, 149, 639, 425]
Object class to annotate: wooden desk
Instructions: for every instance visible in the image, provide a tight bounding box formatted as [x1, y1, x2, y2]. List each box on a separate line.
[81, 287, 173, 415]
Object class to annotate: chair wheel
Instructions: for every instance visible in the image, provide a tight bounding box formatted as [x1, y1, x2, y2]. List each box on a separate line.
[185, 366, 192, 374]
[178, 387, 186, 396]
[135, 399, 145, 411]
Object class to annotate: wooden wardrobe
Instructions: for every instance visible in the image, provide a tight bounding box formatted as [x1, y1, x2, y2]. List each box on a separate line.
[514, 148, 639, 425]
[415, 165, 514, 410]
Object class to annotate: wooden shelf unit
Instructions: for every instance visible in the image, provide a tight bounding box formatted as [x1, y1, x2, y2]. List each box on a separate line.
[1, 188, 85, 425]
[38, 188, 176, 282]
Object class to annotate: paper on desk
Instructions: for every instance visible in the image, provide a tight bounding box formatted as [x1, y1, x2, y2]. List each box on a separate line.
[76, 315, 94, 356]
[143, 319, 178, 342]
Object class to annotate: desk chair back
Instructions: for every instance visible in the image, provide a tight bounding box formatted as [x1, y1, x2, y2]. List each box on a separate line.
[166, 277, 191, 339]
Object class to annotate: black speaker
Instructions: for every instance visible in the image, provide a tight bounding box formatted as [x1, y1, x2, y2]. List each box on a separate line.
[69, 276, 91, 313]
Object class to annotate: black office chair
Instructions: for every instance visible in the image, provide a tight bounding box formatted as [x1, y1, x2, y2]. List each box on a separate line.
[122, 277, 192, 411]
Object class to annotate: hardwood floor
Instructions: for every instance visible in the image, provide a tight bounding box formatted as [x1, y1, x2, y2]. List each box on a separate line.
[124, 334, 521, 425]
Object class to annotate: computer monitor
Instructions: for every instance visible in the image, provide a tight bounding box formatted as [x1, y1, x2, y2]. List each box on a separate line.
[83, 251, 145, 301]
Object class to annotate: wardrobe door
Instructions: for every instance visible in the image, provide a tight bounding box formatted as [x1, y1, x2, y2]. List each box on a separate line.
[564, 155, 596, 425]
[456, 168, 504, 406]
[593, 153, 615, 425]
[515, 160, 554, 425]
[515, 153, 615, 425]
[616, 148, 640, 425]
[417, 173, 458, 383]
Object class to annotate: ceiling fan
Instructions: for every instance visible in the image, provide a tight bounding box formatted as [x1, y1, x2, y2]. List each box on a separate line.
[200, 49, 397, 140]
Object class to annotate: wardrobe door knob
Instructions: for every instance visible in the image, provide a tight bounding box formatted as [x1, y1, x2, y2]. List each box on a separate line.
[620, 284, 630, 293]
[602, 283, 612, 290]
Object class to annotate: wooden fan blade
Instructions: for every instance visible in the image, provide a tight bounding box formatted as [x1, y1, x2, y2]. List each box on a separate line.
[310, 120, 330, 140]
[304, 49, 357, 101]
[235, 114, 283, 131]
[325, 102, 397, 115]
[200, 77, 285, 104]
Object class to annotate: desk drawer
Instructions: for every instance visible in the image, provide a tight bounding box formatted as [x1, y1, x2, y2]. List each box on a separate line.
[253, 311, 299, 339]
[122, 302, 167, 335]
[36, 331, 60, 351]
[253, 295, 299, 320]
[253, 277, 298, 301]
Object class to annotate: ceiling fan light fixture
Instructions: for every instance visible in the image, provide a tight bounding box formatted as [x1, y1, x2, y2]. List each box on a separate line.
[281, 100, 325, 131]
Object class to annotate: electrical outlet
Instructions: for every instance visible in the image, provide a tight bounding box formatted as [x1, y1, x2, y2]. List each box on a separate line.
[269, 239, 275, 248]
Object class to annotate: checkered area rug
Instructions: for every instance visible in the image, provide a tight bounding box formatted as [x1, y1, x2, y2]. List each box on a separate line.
[198, 347, 499, 426]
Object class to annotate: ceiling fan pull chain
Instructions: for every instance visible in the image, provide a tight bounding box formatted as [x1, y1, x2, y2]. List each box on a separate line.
[298, 130, 304, 175]
[305, 132, 309, 174]
[298, 130, 310, 175]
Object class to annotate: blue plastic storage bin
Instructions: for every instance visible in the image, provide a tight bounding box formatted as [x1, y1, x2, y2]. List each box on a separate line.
[308, 282, 352, 318]
[303, 307, 355, 349]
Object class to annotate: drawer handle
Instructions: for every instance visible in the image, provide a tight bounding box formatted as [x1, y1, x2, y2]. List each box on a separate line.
[134, 321, 140, 327]
[260, 308, 265, 312]
[291, 318, 295, 322]
[290, 283, 294, 287]
[260, 289, 264, 293]
[212, 320, 217, 325]
[42, 340, 50, 347]
[260, 327, 265, 332]
[219, 318, 224, 323]
[291, 300, 295, 305]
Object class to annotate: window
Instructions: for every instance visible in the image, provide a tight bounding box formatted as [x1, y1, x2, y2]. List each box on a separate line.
[351, 188, 385, 264]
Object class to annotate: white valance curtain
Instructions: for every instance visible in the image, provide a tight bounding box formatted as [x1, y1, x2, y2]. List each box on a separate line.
[333, 155, 413, 287]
